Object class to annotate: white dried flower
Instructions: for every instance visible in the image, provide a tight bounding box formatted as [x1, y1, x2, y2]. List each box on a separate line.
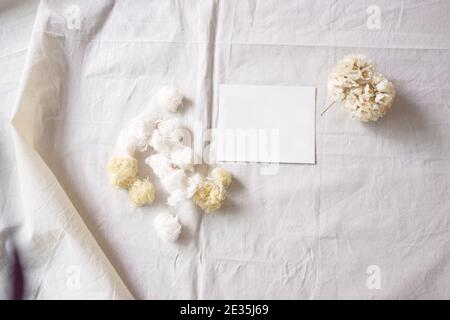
[157, 86, 183, 112]
[149, 130, 171, 155]
[145, 116, 200, 206]
[186, 174, 202, 198]
[149, 118, 184, 155]
[327, 54, 395, 122]
[114, 110, 159, 156]
[154, 211, 182, 242]
[157, 118, 182, 138]
[157, 168, 201, 207]
[145, 154, 172, 177]
[328, 54, 375, 102]
[160, 169, 188, 193]
[170, 145, 193, 170]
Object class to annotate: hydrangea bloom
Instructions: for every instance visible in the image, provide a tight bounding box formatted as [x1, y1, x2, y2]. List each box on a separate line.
[328, 54, 395, 122]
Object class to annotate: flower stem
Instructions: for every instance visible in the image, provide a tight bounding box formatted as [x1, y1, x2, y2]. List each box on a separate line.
[320, 101, 336, 116]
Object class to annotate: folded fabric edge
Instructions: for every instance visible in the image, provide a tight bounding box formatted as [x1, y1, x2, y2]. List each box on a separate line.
[8, 1, 134, 299]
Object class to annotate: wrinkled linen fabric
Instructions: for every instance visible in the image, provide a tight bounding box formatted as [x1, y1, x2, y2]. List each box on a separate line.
[1, 0, 449, 299]
[0, 0, 40, 299]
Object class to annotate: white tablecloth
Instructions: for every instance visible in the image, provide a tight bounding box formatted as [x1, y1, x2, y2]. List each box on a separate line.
[1, 0, 449, 299]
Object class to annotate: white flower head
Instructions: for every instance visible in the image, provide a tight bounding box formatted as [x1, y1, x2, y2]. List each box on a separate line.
[161, 169, 188, 193]
[154, 211, 182, 242]
[170, 145, 193, 170]
[113, 109, 160, 157]
[149, 118, 184, 155]
[157, 86, 183, 113]
[146, 154, 173, 177]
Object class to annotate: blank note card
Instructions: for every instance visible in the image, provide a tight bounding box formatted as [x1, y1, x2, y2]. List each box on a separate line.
[216, 84, 316, 164]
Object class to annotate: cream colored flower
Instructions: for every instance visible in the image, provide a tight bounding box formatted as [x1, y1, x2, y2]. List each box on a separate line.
[328, 54, 375, 103]
[107, 156, 137, 188]
[211, 167, 232, 188]
[193, 167, 233, 213]
[129, 178, 155, 206]
[346, 73, 395, 122]
[193, 180, 226, 213]
[327, 54, 395, 122]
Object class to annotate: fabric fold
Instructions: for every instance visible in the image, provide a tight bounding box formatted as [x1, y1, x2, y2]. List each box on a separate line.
[9, 1, 133, 299]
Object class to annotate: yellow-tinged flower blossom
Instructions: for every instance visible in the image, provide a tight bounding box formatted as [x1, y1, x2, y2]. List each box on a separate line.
[211, 167, 232, 188]
[129, 178, 155, 206]
[193, 180, 226, 213]
[327, 54, 395, 122]
[107, 156, 137, 189]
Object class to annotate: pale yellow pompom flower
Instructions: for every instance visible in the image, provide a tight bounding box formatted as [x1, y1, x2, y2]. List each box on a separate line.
[193, 180, 226, 213]
[211, 167, 232, 188]
[107, 156, 137, 189]
[129, 178, 155, 206]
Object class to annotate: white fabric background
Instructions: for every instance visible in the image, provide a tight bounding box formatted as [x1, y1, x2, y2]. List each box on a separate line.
[1, 0, 449, 299]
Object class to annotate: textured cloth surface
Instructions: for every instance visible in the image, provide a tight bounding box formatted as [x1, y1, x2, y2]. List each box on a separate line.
[1, 0, 449, 299]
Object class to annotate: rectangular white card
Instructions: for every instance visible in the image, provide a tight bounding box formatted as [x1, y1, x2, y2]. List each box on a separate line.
[216, 84, 316, 164]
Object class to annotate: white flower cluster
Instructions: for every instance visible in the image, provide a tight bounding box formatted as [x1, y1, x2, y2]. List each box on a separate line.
[107, 86, 232, 242]
[328, 54, 396, 122]
[145, 118, 202, 207]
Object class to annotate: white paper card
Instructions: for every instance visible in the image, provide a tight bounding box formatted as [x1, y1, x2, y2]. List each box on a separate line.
[216, 84, 316, 164]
